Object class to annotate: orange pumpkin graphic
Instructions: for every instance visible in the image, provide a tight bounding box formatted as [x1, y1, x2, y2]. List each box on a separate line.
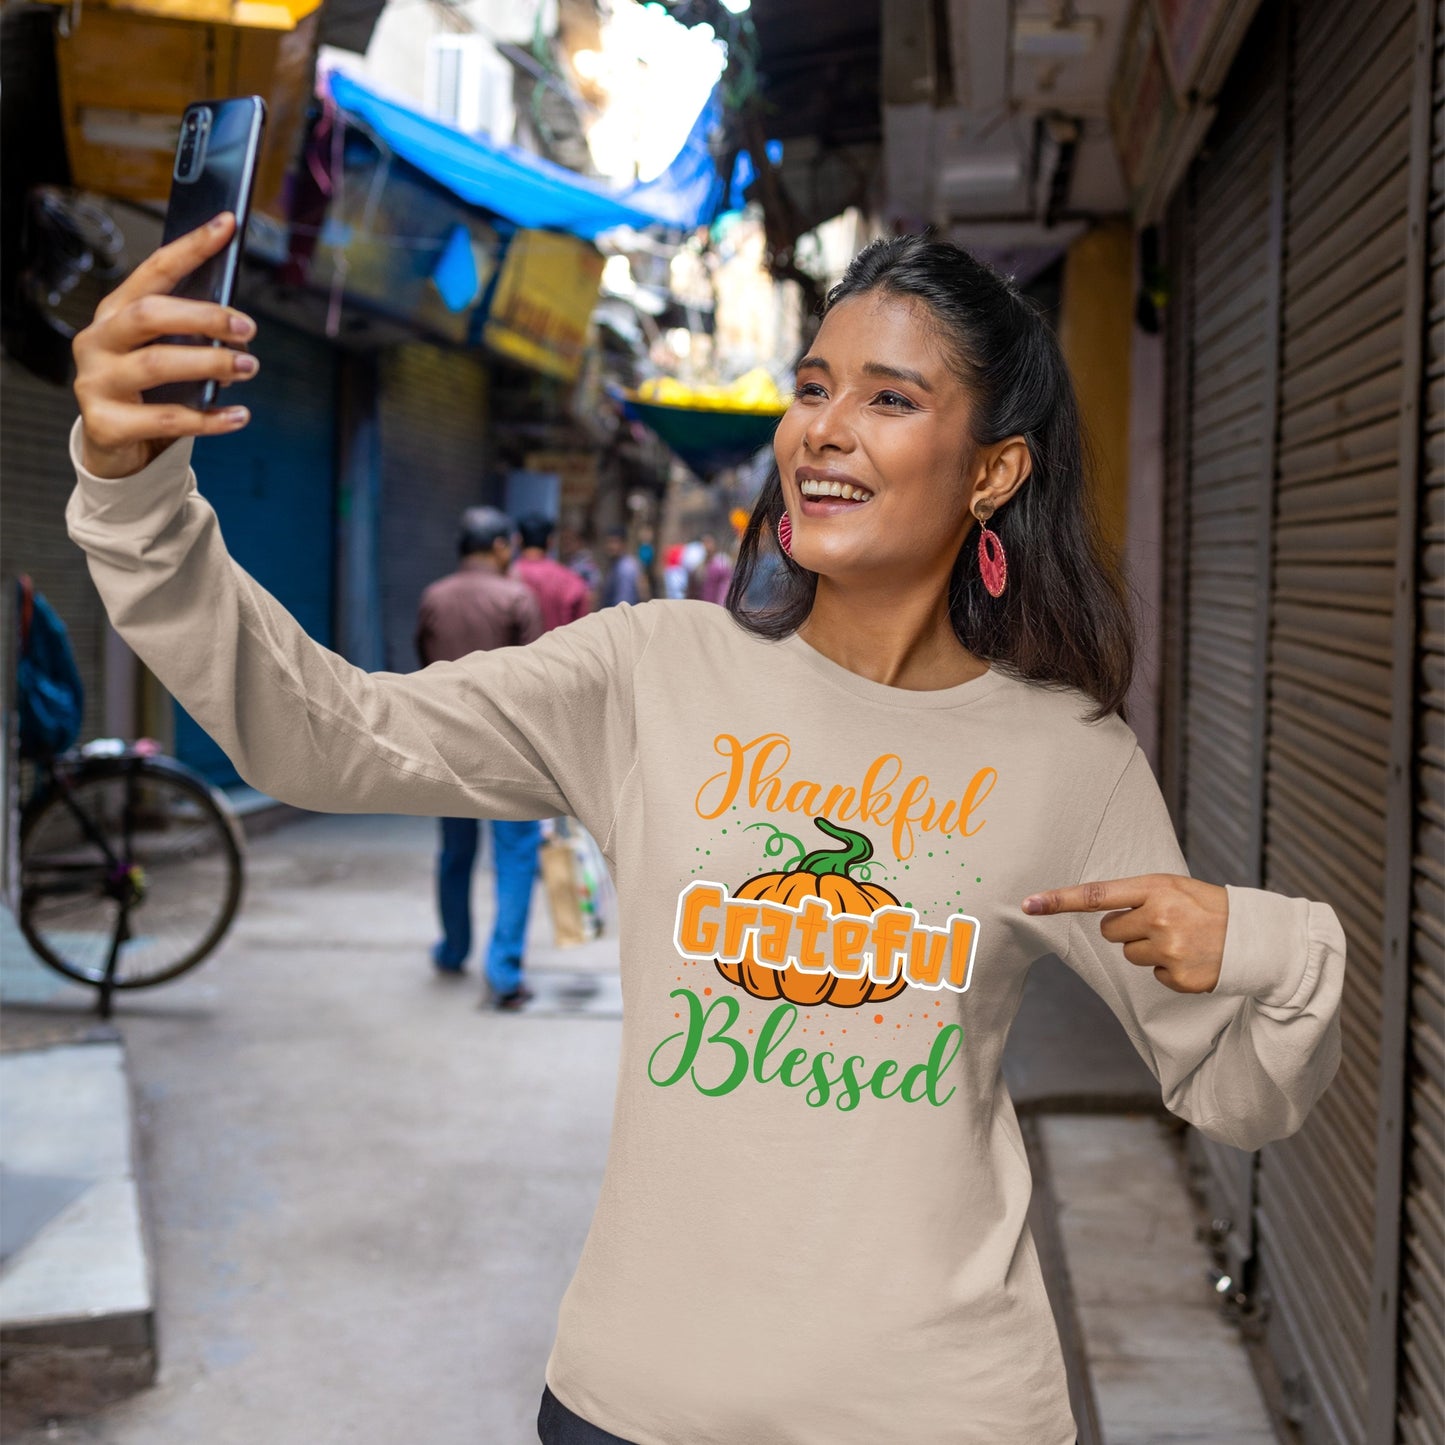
[717, 818, 908, 1008]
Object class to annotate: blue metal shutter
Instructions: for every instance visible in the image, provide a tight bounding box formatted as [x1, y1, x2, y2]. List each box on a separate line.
[174, 321, 337, 785]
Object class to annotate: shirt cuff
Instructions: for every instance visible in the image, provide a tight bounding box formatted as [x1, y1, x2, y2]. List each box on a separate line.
[67, 416, 196, 531]
[1211, 884, 1316, 1009]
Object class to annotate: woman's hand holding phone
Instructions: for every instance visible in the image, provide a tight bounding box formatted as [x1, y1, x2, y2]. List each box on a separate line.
[73, 213, 257, 479]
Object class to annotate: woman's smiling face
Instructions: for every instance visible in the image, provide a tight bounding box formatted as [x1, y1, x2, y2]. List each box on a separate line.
[773, 291, 978, 583]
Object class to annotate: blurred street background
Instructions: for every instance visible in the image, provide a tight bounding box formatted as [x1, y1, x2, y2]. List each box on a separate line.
[0, 1, 1441, 1444]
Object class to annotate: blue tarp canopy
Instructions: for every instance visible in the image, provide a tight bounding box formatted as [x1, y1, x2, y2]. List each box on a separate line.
[326, 70, 725, 239]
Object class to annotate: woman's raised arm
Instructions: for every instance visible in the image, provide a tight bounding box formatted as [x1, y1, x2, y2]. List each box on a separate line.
[68, 219, 645, 846]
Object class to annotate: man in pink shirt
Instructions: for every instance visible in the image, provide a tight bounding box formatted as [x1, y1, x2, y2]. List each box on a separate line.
[512, 514, 592, 631]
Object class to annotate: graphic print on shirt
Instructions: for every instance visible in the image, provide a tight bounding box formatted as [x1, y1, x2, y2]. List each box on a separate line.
[647, 732, 995, 1112]
[673, 817, 979, 1006]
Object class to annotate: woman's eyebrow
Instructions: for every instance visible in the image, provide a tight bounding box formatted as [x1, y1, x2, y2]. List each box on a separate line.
[795, 356, 935, 394]
[863, 361, 933, 392]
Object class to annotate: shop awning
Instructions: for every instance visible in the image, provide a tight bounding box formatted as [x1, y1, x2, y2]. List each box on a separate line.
[37, 0, 322, 26]
[621, 398, 782, 480]
[325, 70, 725, 240]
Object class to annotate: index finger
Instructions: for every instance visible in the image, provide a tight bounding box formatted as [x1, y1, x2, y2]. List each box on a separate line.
[102, 212, 236, 313]
[1021, 877, 1153, 916]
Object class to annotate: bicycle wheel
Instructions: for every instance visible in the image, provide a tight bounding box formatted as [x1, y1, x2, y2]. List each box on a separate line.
[19, 755, 245, 988]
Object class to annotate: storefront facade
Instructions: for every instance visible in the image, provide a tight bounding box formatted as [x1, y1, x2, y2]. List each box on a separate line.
[1158, 1, 1441, 1440]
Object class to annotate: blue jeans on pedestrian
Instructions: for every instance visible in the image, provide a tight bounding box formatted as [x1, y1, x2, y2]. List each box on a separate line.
[434, 817, 541, 993]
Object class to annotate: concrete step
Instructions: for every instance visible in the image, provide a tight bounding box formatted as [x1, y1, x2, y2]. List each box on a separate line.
[1040, 1114, 1281, 1444]
[0, 1042, 154, 1425]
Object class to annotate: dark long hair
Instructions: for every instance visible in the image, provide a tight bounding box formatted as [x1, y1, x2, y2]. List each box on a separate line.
[726, 234, 1134, 720]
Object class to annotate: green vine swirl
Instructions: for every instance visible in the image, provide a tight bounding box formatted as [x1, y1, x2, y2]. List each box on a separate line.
[744, 822, 805, 869]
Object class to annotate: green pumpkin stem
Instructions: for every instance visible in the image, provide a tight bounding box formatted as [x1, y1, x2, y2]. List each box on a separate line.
[796, 818, 873, 877]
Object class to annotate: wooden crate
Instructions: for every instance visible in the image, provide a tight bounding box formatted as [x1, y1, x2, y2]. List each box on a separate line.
[47, 0, 320, 215]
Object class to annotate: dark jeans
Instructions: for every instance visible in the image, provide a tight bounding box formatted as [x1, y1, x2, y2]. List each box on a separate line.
[537, 1386, 636, 1444]
[537, 1387, 1078, 1444]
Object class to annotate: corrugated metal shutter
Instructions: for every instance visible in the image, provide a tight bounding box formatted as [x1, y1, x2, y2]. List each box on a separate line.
[1254, 0, 1417, 1439]
[0, 357, 108, 743]
[376, 343, 491, 672]
[174, 321, 338, 785]
[1172, 33, 1284, 1283]
[1398, 5, 1445, 1441]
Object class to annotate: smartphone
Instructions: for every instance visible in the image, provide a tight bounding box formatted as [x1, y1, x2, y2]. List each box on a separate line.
[144, 96, 266, 410]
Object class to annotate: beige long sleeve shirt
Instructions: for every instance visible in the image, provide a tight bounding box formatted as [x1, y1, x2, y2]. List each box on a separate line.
[67, 424, 1345, 1445]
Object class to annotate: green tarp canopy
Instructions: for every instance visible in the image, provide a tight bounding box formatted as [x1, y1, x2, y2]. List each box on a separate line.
[621, 397, 782, 479]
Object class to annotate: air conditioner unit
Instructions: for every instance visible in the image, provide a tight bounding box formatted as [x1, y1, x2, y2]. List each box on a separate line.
[424, 35, 514, 142]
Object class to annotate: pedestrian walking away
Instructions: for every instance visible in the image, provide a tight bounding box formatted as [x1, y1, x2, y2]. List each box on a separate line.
[684, 531, 734, 605]
[557, 524, 601, 611]
[415, 504, 544, 1008]
[513, 513, 592, 633]
[599, 527, 647, 607]
[67, 216, 1346, 1444]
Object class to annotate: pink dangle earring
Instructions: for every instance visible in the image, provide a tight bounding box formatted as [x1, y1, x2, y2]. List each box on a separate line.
[777, 510, 794, 558]
[975, 502, 1007, 597]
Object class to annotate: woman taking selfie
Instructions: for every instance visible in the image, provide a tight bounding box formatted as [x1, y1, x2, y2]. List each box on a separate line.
[68, 218, 1345, 1445]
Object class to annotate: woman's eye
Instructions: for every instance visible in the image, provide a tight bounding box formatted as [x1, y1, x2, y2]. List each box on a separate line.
[794, 382, 827, 400]
[875, 391, 915, 410]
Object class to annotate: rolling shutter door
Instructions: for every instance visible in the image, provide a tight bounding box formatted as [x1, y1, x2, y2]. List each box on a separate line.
[0, 358, 109, 744]
[1174, 38, 1283, 1283]
[376, 343, 491, 672]
[1254, 1, 1416, 1439]
[174, 321, 338, 785]
[1398, 4, 1444, 1441]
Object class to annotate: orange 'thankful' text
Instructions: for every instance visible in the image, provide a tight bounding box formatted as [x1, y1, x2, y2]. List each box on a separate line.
[693, 733, 997, 861]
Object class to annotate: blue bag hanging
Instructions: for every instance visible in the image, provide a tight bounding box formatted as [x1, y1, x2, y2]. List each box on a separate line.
[16, 578, 84, 759]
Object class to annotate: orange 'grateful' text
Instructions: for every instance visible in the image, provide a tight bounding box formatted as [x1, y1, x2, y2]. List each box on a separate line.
[674, 881, 981, 994]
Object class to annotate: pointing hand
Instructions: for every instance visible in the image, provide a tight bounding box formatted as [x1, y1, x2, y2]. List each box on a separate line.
[1021, 875, 1229, 994]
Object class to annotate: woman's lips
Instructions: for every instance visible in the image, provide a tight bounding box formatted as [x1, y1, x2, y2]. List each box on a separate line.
[798, 494, 870, 518]
[793, 476, 874, 519]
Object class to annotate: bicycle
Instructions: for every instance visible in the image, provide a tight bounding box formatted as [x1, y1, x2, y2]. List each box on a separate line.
[11, 578, 245, 1017]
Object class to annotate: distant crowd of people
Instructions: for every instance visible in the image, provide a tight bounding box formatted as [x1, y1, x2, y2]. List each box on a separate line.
[545, 523, 738, 610]
[414, 507, 739, 1008]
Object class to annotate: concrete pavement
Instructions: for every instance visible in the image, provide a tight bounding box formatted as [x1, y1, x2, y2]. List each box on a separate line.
[3, 811, 1282, 1444]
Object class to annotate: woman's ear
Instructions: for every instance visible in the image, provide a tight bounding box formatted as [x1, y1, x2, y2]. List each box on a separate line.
[972, 435, 1032, 512]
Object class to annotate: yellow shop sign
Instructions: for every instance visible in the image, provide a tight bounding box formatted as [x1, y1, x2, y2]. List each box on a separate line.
[483, 230, 604, 383]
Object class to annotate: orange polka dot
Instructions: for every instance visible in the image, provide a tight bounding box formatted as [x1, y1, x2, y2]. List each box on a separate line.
[674, 1012, 680, 1018]
[703, 987, 712, 996]
[937, 1020, 945, 1028]
[747, 1028, 754, 1035]
[873, 1014, 884, 1024]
